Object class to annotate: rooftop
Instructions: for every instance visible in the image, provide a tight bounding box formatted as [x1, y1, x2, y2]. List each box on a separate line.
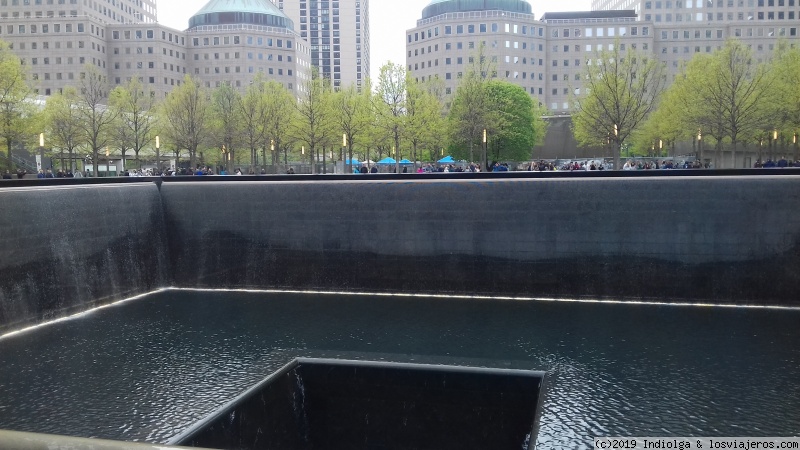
[189, 0, 293, 30]
[422, 0, 533, 20]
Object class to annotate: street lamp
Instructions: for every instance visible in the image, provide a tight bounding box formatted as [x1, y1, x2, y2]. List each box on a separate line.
[38, 132, 45, 173]
[482, 128, 487, 170]
[343, 133, 348, 174]
[155, 135, 160, 173]
[697, 129, 703, 164]
[774, 129, 779, 160]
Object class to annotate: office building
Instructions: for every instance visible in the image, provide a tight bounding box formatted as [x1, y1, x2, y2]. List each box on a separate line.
[271, 0, 370, 89]
[407, 0, 799, 114]
[0, 0, 310, 97]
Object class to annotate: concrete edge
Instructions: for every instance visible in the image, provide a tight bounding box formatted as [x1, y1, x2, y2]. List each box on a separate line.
[0, 429, 211, 450]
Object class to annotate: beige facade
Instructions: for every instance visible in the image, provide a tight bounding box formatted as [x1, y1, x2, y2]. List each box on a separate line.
[406, 6, 800, 115]
[271, 0, 370, 89]
[594, 0, 800, 23]
[0, 0, 310, 97]
[186, 24, 310, 93]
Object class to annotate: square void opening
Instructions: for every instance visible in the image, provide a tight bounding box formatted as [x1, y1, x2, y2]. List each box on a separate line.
[172, 358, 547, 450]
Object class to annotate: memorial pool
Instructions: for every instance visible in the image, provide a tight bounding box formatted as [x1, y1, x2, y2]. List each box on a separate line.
[0, 290, 797, 449]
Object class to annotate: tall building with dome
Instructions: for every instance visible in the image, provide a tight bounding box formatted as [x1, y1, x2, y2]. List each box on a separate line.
[406, 0, 799, 115]
[0, 0, 310, 97]
[184, 0, 311, 92]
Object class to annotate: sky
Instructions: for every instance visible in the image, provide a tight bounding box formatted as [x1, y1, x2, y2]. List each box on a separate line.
[155, 0, 590, 79]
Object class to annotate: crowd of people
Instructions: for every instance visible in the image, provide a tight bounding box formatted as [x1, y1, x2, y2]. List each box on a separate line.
[753, 157, 800, 168]
[6, 156, 800, 179]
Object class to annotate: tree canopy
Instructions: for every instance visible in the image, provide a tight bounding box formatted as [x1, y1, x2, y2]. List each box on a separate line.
[572, 41, 667, 169]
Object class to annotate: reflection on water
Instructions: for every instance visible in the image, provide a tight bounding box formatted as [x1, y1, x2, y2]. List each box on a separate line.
[0, 291, 797, 449]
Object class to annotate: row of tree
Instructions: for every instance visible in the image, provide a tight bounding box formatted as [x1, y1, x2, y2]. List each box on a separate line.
[0, 38, 548, 176]
[573, 39, 800, 167]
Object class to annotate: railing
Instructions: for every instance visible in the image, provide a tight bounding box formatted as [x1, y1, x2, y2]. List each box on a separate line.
[0, 152, 38, 173]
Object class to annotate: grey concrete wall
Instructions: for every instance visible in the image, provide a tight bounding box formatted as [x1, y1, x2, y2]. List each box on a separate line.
[0, 183, 170, 333]
[160, 176, 800, 305]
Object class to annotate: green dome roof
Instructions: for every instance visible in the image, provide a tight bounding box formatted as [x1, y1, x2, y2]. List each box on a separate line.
[422, 0, 532, 20]
[189, 0, 293, 30]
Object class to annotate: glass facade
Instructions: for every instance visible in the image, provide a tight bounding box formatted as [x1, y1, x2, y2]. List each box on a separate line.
[422, 0, 532, 19]
[189, 11, 294, 30]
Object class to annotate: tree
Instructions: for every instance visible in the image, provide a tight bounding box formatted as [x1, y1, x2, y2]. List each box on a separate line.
[159, 75, 211, 170]
[333, 80, 373, 173]
[375, 62, 407, 173]
[770, 42, 800, 161]
[76, 65, 118, 177]
[638, 54, 726, 164]
[572, 41, 667, 169]
[405, 77, 445, 167]
[210, 82, 243, 173]
[44, 87, 83, 172]
[698, 40, 775, 167]
[263, 80, 296, 171]
[447, 43, 499, 168]
[293, 69, 333, 174]
[484, 81, 545, 163]
[110, 77, 157, 170]
[0, 40, 33, 171]
[238, 75, 269, 172]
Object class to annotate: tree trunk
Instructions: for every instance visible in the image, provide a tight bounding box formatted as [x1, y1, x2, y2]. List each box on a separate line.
[6, 137, 13, 171]
[613, 141, 621, 172]
[469, 141, 474, 165]
[394, 131, 400, 174]
[92, 147, 99, 177]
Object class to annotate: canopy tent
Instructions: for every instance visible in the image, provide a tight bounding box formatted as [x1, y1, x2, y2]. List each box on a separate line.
[438, 156, 455, 164]
[345, 158, 360, 165]
[399, 159, 413, 164]
[377, 157, 396, 164]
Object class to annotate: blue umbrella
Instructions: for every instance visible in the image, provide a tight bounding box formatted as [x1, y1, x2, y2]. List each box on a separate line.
[438, 156, 455, 164]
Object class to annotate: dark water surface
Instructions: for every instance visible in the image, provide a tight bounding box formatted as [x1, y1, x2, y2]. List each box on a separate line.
[0, 291, 797, 449]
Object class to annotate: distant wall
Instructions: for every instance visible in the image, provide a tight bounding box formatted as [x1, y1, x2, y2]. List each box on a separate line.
[0, 183, 170, 333]
[1, 173, 799, 333]
[161, 175, 800, 306]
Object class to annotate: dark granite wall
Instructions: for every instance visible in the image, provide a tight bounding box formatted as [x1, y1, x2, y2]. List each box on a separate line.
[2, 174, 799, 333]
[0, 183, 170, 333]
[174, 359, 544, 450]
[160, 176, 800, 305]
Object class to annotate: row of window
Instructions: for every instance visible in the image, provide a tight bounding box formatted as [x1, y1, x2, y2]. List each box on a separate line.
[112, 46, 184, 59]
[645, 10, 799, 20]
[1, 0, 78, 5]
[192, 66, 294, 77]
[0, 21, 90, 34]
[646, 0, 797, 7]
[10, 39, 103, 52]
[410, 23, 653, 42]
[113, 61, 185, 73]
[113, 76, 180, 87]
[111, 29, 184, 45]
[660, 26, 796, 38]
[411, 40, 652, 60]
[189, 35, 294, 50]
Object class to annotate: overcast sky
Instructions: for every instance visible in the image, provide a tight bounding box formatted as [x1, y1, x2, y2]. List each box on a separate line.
[155, 0, 591, 79]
